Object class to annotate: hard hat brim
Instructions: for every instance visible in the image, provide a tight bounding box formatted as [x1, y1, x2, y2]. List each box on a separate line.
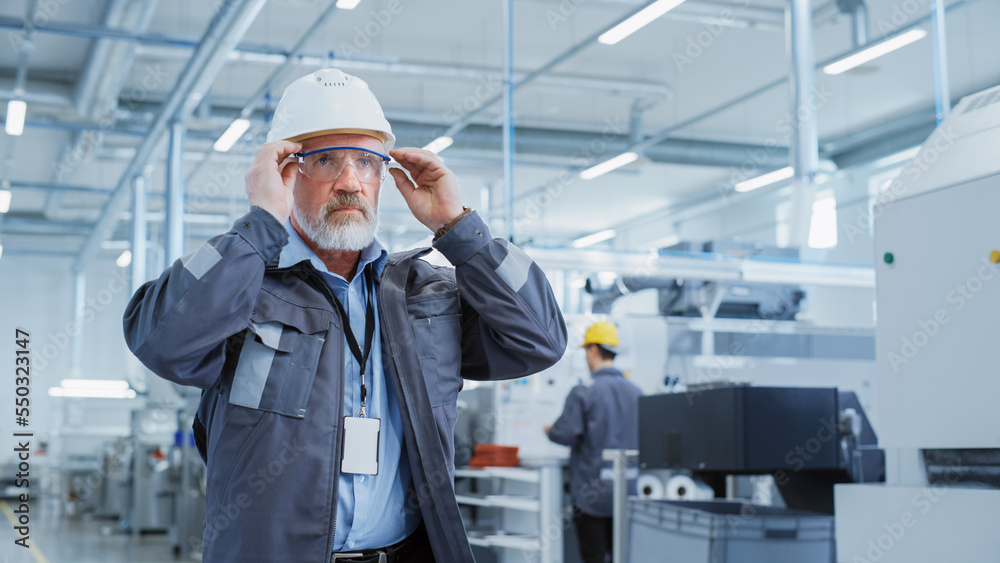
[285, 127, 392, 147]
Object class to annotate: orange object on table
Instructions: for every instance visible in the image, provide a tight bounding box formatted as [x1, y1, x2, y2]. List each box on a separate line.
[468, 444, 519, 468]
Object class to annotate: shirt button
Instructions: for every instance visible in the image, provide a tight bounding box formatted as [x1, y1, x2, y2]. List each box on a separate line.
[359, 475, 365, 483]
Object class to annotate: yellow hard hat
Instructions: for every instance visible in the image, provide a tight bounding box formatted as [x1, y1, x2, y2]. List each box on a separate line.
[582, 322, 619, 351]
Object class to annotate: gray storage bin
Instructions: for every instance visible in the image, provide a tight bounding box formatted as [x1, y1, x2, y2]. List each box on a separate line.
[628, 499, 834, 563]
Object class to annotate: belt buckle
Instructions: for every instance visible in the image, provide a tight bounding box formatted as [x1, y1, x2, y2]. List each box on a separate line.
[332, 553, 364, 561]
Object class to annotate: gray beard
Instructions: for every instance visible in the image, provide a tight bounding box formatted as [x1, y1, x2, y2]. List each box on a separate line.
[293, 196, 379, 252]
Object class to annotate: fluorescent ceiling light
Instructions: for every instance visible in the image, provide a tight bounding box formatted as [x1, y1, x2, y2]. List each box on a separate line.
[598, 0, 686, 45]
[0, 189, 10, 213]
[59, 379, 130, 390]
[735, 166, 794, 192]
[336, 0, 362, 9]
[573, 229, 617, 248]
[823, 29, 927, 75]
[213, 118, 251, 152]
[116, 250, 132, 268]
[579, 152, 639, 180]
[0, 243, 3, 261]
[49, 387, 137, 399]
[423, 136, 453, 154]
[5, 99, 26, 136]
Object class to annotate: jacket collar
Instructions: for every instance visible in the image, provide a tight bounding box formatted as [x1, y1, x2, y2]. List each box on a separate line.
[592, 366, 624, 378]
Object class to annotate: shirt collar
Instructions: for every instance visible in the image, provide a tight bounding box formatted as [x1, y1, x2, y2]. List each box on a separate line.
[593, 367, 623, 378]
[279, 219, 387, 279]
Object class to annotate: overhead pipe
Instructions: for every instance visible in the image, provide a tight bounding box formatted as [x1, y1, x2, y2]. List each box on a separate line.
[531, 0, 977, 247]
[130, 173, 147, 294]
[2, 0, 38, 189]
[131, 42, 675, 99]
[235, 0, 340, 125]
[931, 0, 951, 122]
[851, 1, 868, 47]
[73, 0, 267, 271]
[72, 0, 129, 118]
[47, 0, 161, 221]
[786, 0, 819, 248]
[502, 0, 515, 241]
[166, 120, 185, 263]
[70, 269, 86, 376]
[442, 0, 673, 142]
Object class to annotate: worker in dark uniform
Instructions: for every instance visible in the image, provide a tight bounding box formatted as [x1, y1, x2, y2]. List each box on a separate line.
[546, 321, 643, 563]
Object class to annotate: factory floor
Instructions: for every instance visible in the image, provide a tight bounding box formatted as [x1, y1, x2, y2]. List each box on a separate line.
[0, 495, 192, 563]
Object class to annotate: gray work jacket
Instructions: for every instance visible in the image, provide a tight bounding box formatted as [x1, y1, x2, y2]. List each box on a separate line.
[547, 367, 643, 517]
[123, 207, 567, 562]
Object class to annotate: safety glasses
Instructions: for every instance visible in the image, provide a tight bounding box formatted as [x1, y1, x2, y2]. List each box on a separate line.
[294, 146, 390, 185]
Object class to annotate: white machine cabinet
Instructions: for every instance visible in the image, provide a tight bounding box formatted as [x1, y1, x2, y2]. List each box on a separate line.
[874, 171, 1000, 449]
[836, 84, 1000, 562]
[455, 464, 563, 563]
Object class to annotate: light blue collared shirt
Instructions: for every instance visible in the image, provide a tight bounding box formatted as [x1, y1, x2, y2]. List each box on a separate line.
[279, 222, 419, 552]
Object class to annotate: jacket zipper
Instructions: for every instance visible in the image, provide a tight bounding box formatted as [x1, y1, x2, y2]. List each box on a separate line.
[265, 262, 344, 559]
[377, 257, 463, 560]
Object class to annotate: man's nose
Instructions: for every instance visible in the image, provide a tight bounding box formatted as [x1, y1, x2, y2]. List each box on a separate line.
[333, 164, 364, 193]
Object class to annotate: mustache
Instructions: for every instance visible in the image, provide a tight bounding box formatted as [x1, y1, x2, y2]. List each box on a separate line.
[321, 192, 375, 222]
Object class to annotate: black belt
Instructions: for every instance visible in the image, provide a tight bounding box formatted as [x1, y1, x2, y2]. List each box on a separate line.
[331, 527, 423, 563]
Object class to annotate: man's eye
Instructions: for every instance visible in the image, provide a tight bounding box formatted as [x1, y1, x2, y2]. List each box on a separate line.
[317, 156, 330, 166]
[358, 157, 373, 168]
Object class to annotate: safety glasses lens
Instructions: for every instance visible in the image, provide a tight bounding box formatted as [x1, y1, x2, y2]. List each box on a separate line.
[299, 149, 386, 183]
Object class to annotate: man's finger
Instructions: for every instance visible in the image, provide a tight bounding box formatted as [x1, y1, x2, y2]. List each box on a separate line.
[280, 158, 299, 187]
[389, 167, 416, 196]
[260, 140, 302, 165]
[390, 148, 442, 176]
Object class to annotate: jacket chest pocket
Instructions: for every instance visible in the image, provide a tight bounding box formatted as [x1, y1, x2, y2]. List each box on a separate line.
[229, 292, 331, 419]
[408, 290, 463, 406]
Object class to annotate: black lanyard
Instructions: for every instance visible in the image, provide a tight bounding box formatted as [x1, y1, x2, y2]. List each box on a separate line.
[330, 263, 375, 416]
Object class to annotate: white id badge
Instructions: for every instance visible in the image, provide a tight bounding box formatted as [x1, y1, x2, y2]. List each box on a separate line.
[341, 416, 380, 475]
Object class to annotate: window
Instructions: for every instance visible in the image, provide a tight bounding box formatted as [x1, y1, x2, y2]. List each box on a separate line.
[775, 189, 838, 248]
[808, 190, 838, 249]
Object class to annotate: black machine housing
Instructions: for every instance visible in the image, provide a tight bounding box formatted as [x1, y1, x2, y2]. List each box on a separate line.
[638, 385, 884, 514]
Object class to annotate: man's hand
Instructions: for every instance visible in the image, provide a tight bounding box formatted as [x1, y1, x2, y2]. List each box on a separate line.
[389, 148, 465, 232]
[245, 140, 302, 224]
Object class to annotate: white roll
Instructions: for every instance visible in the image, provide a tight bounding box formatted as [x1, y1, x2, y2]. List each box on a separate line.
[637, 474, 665, 500]
[665, 475, 715, 501]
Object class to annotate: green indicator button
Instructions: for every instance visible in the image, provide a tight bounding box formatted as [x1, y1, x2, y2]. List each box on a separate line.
[884, 252, 895, 265]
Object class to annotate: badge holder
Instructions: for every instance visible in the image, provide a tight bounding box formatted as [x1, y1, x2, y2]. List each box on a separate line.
[337, 265, 380, 476]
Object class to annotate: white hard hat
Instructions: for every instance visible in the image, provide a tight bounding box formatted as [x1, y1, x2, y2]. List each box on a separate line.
[267, 68, 395, 151]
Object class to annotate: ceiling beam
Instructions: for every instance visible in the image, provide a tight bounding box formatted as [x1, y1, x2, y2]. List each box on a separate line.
[72, 0, 268, 272]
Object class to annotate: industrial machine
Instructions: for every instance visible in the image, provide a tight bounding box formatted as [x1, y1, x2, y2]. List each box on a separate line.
[834, 84, 1000, 561]
[639, 384, 884, 514]
[587, 241, 805, 319]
